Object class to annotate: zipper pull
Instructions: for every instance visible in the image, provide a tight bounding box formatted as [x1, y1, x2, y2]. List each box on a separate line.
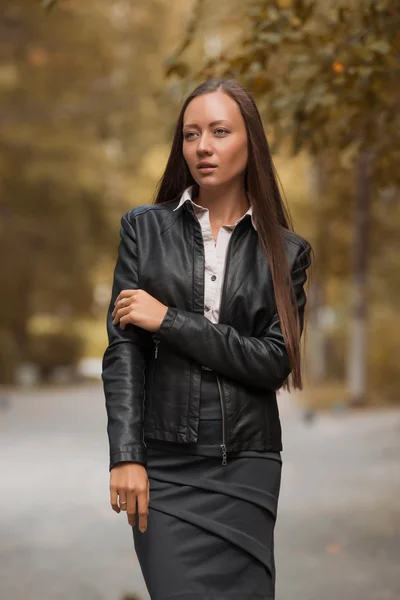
[152, 336, 160, 359]
[220, 444, 228, 466]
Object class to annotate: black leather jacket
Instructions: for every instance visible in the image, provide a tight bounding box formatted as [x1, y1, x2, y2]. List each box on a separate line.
[102, 198, 312, 471]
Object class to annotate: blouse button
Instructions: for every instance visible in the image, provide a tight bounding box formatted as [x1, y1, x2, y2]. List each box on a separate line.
[205, 305, 210, 312]
[211, 275, 217, 281]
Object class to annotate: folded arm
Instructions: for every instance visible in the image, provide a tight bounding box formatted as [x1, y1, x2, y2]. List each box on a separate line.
[156, 242, 312, 390]
[102, 212, 149, 471]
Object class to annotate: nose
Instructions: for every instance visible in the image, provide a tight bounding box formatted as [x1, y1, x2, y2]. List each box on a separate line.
[196, 132, 213, 156]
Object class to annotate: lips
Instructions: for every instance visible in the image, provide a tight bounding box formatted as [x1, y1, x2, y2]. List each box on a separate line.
[197, 162, 217, 169]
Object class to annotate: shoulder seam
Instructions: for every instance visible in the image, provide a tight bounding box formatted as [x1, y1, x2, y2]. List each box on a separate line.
[125, 204, 167, 222]
[283, 230, 308, 250]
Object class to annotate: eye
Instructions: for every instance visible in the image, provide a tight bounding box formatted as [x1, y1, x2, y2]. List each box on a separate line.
[215, 128, 228, 135]
[184, 131, 197, 140]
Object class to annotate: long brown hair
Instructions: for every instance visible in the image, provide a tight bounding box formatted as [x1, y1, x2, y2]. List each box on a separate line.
[153, 78, 311, 391]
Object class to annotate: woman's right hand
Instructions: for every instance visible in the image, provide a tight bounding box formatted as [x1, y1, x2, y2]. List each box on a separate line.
[110, 462, 150, 532]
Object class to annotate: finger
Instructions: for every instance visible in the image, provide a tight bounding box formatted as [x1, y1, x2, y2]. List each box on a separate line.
[126, 491, 137, 527]
[115, 289, 139, 304]
[112, 306, 130, 324]
[137, 489, 149, 533]
[118, 297, 129, 308]
[110, 485, 120, 514]
[112, 298, 130, 317]
[112, 295, 138, 319]
[119, 311, 135, 330]
[118, 495, 128, 511]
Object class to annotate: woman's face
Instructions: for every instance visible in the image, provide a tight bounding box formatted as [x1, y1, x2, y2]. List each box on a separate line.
[182, 91, 248, 189]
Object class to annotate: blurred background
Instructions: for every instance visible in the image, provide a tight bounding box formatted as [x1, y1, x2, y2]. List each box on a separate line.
[0, 0, 399, 599]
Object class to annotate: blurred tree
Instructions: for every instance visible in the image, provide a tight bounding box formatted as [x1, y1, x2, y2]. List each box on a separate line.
[0, 0, 194, 382]
[167, 0, 400, 405]
[42, 0, 58, 9]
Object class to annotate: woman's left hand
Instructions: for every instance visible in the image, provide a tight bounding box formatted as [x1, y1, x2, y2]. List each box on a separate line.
[111, 289, 168, 333]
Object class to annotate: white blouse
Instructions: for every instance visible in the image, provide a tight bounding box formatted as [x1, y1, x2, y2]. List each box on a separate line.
[173, 186, 257, 325]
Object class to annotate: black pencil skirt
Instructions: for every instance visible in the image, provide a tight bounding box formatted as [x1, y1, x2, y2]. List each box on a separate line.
[133, 370, 282, 600]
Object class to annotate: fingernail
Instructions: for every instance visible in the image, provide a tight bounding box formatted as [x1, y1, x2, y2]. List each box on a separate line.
[140, 526, 146, 533]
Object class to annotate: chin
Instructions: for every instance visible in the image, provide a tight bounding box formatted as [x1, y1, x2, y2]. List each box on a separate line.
[197, 180, 220, 188]
[193, 176, 224, 189]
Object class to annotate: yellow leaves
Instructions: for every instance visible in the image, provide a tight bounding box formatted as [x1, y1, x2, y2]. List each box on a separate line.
[27, 47, 49, 67]
[289, 15, 302, 27]
[140, 145, 171, 180]
[258, 32, 282, 45]
[332, 61, 344, 73]
[249, 75, 273, 94]
[165, 60, 190, 78]
[340, 140, 362, 170]
[291, 63, 319, 81]
[42, 0, 58, 10]
[0, 64, 19, 90]
[276, 0, 293, 7]
[369, 40, 391, 54]
[303, 84, 336, 113]
[285, 30, 305, 41]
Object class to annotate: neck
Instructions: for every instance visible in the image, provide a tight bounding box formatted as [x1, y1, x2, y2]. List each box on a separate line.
[194, 179, 250, 226]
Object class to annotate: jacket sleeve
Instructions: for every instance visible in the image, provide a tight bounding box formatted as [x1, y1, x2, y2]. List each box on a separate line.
[101, 212, 149, 471]
[156, 241, 312, 390]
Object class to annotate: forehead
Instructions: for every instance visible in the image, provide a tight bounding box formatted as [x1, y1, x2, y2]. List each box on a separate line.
[183, 91, 243, 126]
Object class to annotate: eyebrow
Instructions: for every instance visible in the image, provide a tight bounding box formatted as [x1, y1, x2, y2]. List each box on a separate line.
[183, 119, 232, 130]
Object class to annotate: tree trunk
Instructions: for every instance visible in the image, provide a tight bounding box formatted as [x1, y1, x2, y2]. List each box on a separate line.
[347, 149, 371, 406]
[307, 157, 327, 384]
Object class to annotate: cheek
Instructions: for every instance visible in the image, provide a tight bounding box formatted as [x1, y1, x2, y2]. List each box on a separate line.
[223, 138, 248, 171]
[183, 143, 195, 166]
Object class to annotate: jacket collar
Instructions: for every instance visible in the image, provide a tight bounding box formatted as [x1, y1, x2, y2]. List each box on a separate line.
[173, 185, 257, 232]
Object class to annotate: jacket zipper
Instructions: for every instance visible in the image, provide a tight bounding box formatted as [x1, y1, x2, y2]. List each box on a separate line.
[152, 335, 160, 359]
[190, 206, 228, 465]
[216, 374, 228, 465]
[215, 226, 238, 466]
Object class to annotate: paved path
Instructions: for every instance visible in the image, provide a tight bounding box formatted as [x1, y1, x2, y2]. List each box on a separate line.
[0, 384, 399, 600]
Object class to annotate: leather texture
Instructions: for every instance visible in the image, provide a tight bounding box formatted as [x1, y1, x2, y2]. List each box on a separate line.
[102, 198, 312, 471]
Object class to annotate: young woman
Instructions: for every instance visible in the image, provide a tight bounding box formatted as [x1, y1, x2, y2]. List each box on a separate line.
[102, 78, 312, 600]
